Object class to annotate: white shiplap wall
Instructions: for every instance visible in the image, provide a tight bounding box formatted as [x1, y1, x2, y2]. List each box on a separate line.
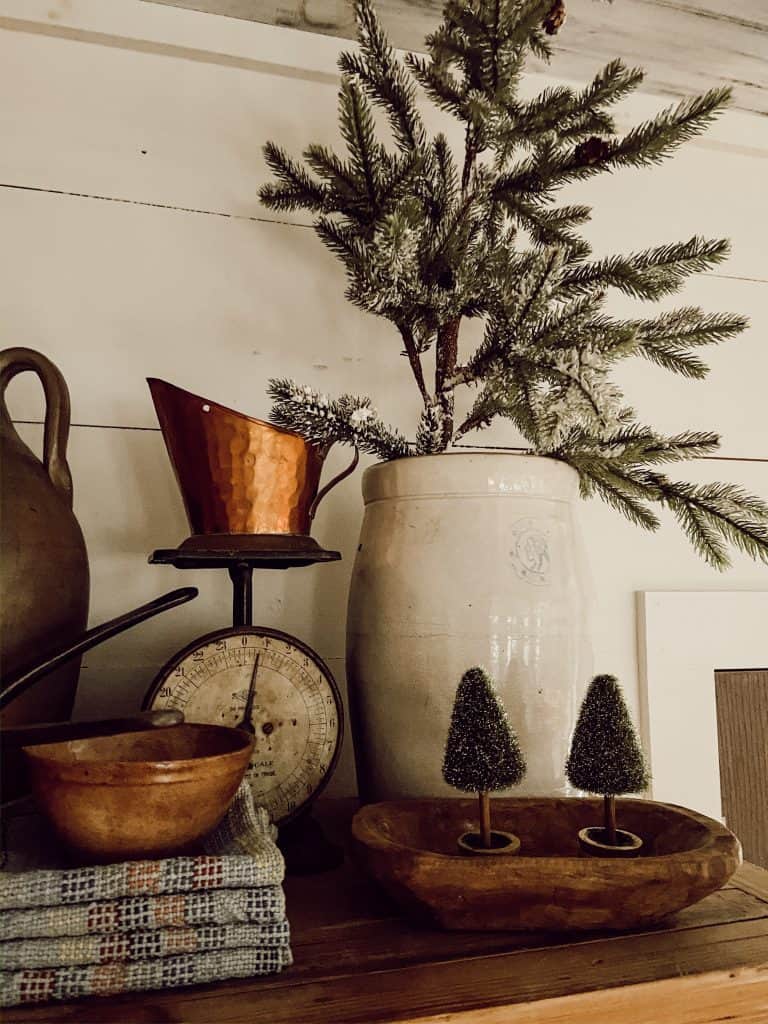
[2, 0, 767, 804]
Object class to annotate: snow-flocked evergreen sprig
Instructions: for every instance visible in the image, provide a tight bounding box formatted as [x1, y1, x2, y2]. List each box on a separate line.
[267, 378, 410, 461]
[259, 0, 768, 571]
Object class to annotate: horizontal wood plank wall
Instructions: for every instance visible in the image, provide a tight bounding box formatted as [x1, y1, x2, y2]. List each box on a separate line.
[1, 1, 767, 802]
[716, 670, 768, 869]
[148, 0, 768, 116]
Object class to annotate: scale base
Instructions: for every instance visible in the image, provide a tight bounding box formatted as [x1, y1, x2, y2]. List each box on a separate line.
[278, 811, 344, 875]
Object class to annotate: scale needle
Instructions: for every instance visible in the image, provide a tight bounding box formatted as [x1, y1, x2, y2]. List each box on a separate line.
[239, 653, 260, 734]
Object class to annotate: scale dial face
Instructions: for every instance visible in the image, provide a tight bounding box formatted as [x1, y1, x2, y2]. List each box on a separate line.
[144, 627, 342, 824]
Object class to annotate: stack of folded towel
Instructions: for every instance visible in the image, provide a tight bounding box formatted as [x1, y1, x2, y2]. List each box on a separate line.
[0, 785, 291, 1007]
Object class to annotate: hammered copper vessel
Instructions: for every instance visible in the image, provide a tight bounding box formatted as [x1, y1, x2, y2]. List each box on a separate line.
[148, 379, 356, 547]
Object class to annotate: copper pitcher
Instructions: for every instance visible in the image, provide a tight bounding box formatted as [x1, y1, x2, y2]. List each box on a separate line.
[148, 379, 356, 547]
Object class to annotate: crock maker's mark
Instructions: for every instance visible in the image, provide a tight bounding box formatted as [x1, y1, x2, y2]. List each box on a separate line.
[510, 518, 551, 585]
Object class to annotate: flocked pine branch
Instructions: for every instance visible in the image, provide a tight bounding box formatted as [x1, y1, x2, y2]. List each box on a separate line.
[259, 0, 768, 570]
[268, 378, 410, 461]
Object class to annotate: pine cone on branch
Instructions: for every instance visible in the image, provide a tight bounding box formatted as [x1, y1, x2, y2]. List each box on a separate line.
[543, 0, 567, 35]
[574, 136, 611, 165]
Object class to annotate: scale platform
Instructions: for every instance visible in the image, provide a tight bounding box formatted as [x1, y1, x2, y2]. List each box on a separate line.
[150, 533, 341, 570]
[150, 535, 340, 628]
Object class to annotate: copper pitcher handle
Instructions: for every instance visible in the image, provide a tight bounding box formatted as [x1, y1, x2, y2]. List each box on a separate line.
[309, 446, 360, 522]
[0, 347, 73, 505]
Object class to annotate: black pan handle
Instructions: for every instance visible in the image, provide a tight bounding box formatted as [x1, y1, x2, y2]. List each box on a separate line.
[3, 710, 185, 749]
[0, 587, 198, 712]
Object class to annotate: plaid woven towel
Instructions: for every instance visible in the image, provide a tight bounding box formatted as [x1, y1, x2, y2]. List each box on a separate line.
[0, 883, 286, 941]
[0, 791, 283, 911]
[203, 783, 279, 854]
[1, 920, 291, 970]
[0, 784, 293, 1007]
[0, 853, 283, 912]
[0, 944, 293, 1006]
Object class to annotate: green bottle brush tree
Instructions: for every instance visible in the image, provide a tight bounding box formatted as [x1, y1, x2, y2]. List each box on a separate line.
[443, 666, 526, 852]
[565, 673, 650, 856]
[261, 0, 768, 571]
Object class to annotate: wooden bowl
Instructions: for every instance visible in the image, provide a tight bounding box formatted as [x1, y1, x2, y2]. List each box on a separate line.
[23, 724, 255, 862]
[352, 798, 742, 931]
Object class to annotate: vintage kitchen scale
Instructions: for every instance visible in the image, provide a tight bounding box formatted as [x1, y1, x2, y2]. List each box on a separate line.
[142, 379, 358, 872]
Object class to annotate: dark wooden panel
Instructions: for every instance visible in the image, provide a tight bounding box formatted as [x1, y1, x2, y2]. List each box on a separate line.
[716, 670, 768, 870]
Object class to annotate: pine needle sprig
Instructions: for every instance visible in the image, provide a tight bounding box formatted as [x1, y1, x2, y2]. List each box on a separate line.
[560, 237, 732, 300]
[268, 379, 410, 461]
[303, 145, 361, 201]
[518, 203, 592, 254]
[259, 143, 330, 214]
[564, 453, 662, 531]
[653, 477, 768, 570]
[608, 427, 721, 464]
[405, 51, 468, 119]
[339, 79, 382, 211]
[339, 0, 426, 152]
[608, 87, 733, 169]
[577, 58, 645, 114]
[314, 217, 367, 268]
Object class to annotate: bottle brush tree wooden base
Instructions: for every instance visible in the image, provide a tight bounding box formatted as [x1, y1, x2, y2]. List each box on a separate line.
[577, 826, 643, 859]
[456, 791, 520, 855]
[457, 829, 521, 856]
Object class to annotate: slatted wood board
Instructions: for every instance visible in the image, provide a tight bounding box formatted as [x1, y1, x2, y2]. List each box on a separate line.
[716, 669, 768, 870]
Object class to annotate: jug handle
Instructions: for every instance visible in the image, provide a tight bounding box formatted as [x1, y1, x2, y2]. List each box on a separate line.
[309, 446, 360, 522]
[0, 347, 73, 506]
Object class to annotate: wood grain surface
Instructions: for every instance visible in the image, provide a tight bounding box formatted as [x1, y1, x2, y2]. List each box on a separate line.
[408, 967, 768, 1024]
[4, 801, 768, 1024]
[716, 669, 768, 870]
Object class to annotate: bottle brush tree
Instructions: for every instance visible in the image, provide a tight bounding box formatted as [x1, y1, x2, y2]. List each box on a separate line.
[565, 673, 649, 845]
[261, 0, 768, 572]
[443, 666, 526, 847]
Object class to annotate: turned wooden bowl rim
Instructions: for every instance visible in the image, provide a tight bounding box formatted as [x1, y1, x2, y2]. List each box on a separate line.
[578, 826, 644, 852]
[457, 829, 521, 855]
[22, 724, 255, 778]
[352, 797, 740, 867]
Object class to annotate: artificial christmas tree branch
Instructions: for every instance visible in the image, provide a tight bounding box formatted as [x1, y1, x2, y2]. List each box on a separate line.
[260, 0, 768, 570]
[435, 317, 461, 443]
[398, 323, 431, 404]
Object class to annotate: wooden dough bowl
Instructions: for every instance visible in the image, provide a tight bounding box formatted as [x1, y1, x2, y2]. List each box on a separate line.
[23, 724, 254, 863]
[352, 798, 741, 931]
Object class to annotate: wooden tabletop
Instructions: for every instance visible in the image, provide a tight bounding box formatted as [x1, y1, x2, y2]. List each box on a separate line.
[5, 808, 768, 1024]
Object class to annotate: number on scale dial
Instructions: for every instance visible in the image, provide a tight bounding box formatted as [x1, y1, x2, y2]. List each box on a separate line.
[144, 627, 342, 824]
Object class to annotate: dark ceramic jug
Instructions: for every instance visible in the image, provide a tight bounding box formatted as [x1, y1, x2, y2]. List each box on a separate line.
[0, 348, 89, 735]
